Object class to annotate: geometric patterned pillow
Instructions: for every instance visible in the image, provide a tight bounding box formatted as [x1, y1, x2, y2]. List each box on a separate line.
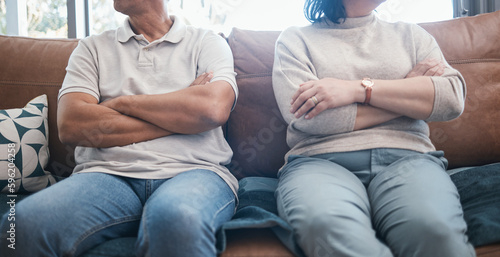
[0, 94, 56, 194]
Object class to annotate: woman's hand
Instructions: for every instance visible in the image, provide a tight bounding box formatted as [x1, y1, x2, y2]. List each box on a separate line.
[290, 78, 363, 120]
[289, 59, 445, 121]
[406, 58, 445, 78]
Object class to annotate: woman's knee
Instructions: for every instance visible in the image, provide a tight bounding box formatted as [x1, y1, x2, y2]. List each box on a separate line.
[291, 204, 369, 243]
[404, 213, 456, 240]
[290, 206, 393, 257]
[385, 207, 473, 257]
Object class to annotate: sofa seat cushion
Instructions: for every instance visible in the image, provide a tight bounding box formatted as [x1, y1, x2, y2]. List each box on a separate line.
[450, 163, 500, 247]
[217, 177, 303, 256]
[81, 238, 135, 257]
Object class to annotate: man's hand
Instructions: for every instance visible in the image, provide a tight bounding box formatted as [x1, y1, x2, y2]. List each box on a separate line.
[189, 72, 213, 87]
[101, 73, 235, 135]
[57, 92, 172, 148]
[60, 72, 227, 148]
[102, 71, 218, 113]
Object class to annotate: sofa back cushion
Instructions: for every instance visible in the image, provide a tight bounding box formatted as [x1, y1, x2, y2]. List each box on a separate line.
[421, 11, 500, 168]
[0, 36, 78, 177]
[226, 11, 500, 179]
[225, 29, 287, 179]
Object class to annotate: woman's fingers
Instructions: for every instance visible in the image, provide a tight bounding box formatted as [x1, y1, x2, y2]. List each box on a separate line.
[290, 82, 315, 114]
[293, 94, 319, 118]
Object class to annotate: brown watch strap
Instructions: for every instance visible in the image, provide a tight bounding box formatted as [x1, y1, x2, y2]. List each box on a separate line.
[364, 86, 372, 105]
[361, 78, 374, 105]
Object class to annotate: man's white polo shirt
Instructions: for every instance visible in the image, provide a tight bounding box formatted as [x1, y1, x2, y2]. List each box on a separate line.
[59, 16, 239, 195]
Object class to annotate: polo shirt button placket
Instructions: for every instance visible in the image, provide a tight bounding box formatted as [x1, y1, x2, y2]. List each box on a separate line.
[138, 46, 153, 67]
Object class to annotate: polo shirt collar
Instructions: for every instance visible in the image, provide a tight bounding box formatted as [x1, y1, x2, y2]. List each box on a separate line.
[116, 15, 186, 44]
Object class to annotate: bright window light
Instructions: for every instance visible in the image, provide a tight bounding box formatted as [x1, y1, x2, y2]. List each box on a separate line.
[169, 0, 454, 35]
[0, 0, 456, 38]
[91, 0, 126, 35]
[0, 0, 5, 34]
[376, 0, 454, 23]
[168, 0, 309, 35]
[26, 0, 68, 38]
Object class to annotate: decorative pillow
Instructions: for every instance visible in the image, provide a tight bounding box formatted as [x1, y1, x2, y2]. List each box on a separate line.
[0, 95, 56, 194]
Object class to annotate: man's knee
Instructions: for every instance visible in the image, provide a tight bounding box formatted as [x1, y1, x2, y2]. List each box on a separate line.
[150, 201, 211, 237]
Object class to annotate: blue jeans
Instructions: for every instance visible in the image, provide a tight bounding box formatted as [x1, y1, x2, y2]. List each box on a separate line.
[276, 149, 476, 257]
[0, 169, 236, 257]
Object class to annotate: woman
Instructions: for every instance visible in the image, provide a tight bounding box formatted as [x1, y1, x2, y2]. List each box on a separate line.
[272, 0, 475, 256]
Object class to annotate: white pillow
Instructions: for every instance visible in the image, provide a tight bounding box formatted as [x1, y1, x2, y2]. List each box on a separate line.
[0, 95, 56, 193]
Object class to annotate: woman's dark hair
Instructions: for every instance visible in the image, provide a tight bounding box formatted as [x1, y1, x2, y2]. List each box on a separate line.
[304, 0, 346, 24]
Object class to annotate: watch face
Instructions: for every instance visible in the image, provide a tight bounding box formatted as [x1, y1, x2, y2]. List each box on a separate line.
[362, 79, 374, 87]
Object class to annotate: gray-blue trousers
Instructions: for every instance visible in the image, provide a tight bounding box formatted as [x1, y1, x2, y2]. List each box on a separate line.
[276, 148, 476, 257]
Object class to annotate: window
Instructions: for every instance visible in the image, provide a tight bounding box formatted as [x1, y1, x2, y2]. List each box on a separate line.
[27, 0, 67, 38]
[1, 0, 68, 37]
[88, 0, 309, 36]
[90, 0, 125, 35]
[0, 0, 7, 34]
[166, 0, 309, 36]
[376, 0, 454, 23]
[0, 0, 6, 34]
[1, 0, 496, 38]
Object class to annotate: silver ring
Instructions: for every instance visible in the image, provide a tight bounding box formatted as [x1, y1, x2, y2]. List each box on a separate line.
[311, 96, 319, 106]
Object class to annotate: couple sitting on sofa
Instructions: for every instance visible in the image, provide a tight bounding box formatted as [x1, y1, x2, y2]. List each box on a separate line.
[0, 0, 476, 257]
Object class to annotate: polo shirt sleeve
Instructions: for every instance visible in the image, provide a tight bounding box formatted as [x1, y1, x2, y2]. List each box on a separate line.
[197, 32, 238, 110]
[58, 38, 100, 102]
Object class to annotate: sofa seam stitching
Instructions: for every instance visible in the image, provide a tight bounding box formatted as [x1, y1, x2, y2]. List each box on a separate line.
[0, 81, 63, 86]
[449, 58, 500, 64]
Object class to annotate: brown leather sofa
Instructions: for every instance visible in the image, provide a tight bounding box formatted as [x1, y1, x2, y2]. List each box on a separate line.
[1, 10, 499, 257]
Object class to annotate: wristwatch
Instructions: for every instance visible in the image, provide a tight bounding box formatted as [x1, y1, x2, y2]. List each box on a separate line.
[361, 78, 374, 105]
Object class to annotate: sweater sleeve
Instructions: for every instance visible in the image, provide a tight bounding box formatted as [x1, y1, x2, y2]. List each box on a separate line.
[272, 29, 357, 137]
[412, 25, 466, 122]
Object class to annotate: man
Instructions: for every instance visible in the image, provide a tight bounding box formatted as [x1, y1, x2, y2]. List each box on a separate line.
[0, 0, 238, 256]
